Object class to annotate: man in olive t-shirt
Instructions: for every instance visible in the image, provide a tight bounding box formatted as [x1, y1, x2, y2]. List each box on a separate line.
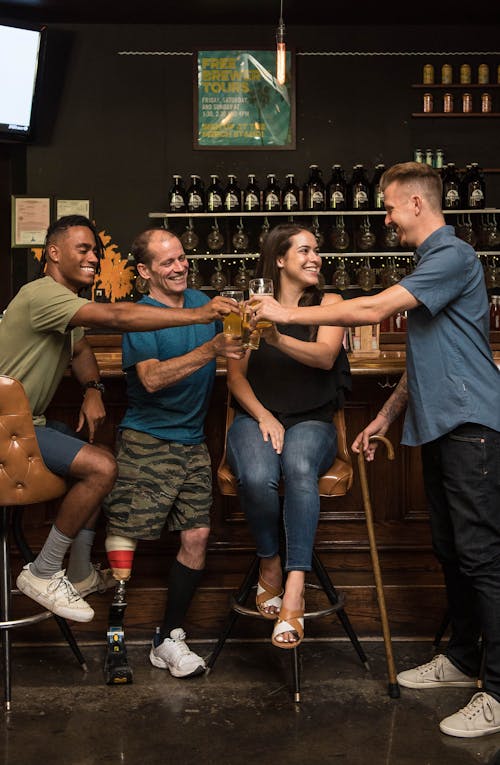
[0, 214, 236, 623]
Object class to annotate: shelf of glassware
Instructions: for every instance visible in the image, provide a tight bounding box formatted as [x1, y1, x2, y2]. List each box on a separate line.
[149, 209, 500, 218]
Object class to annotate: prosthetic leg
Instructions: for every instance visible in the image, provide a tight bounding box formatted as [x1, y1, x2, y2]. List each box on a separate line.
[103, 535, 137, 685]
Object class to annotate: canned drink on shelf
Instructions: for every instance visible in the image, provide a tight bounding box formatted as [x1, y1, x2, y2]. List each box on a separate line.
[462, 92, 473, 113]
[460, 63, 472, 84]
[423, 63, 434, 84]
[443, 92, 453, 113]
[478, 63, 490, 84]
[441, 63, 453, 84]
[423, 92, 433, 113]
[481, 92, 492, 113]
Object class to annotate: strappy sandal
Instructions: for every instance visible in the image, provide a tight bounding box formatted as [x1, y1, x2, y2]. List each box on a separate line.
[271, 606, 305, 649]
[256, 572, 283, 620]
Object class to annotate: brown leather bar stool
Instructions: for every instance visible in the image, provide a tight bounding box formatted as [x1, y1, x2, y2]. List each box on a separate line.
[0, 375, 87, 711]
[207, 397, 395, 701]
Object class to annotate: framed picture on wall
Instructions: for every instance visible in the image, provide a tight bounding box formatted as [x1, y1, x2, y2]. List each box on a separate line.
[11, 195, 51, 247]
[194, 49, 295, 150]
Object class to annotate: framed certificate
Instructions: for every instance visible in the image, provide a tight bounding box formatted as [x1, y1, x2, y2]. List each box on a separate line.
[56, 199, 92, 219]
[11, 196, 51, 247]
[194, 49, 295, 150]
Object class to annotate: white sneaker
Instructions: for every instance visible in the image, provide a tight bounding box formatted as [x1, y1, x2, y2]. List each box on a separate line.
[16, 564, 94, 623]
[397, 654, 477, 689]
[72, 564, 116, 598]
[440, 692, 500, 738]
[149, 628, 206, 678]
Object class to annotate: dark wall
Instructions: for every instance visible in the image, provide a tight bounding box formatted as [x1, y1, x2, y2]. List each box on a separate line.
[3, 22, 500, 290]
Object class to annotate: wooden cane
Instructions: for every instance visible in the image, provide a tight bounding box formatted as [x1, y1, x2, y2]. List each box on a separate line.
[357, 435, 400, 698]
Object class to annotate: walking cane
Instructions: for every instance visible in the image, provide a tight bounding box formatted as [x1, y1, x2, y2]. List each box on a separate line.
[357, 435, 400, 698]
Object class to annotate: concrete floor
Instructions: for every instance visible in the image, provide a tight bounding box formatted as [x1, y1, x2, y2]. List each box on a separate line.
[1, 640, 500, 765]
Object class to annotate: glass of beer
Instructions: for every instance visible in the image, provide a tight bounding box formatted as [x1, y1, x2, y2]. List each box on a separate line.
[241, 304, 261, 350]
[248, 278, 274, 330]
[220, 289, 244, 335]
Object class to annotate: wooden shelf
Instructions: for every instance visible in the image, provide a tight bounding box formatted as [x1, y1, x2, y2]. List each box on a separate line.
[412, 83, 500, 89]
[412, 112, 500, 117]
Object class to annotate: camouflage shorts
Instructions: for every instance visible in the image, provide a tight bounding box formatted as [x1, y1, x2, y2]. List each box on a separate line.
[103, 429, 212, 540]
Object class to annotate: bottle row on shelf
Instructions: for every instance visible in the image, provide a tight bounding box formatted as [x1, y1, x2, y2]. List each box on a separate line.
[422, 62, 499, 86]
[163, 209, 500, 257]
[165, 158, 490, 219]
[182, 253, 500, 294]
[167, 163, 387, 214]
[421, 90, 495, 114]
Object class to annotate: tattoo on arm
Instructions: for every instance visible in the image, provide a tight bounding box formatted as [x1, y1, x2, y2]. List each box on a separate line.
[378, 371, 408, 424]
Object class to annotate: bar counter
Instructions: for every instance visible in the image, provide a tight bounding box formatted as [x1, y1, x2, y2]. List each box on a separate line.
[12, 335, 500, 645]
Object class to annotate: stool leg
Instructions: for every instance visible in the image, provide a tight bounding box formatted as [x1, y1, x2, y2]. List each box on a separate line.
[291, 647, 301, 703]
[12, 508, 87, 671]
[312, 550, 369, 669]
[206, 556, 259, 672]
[0, 506, 13, 710]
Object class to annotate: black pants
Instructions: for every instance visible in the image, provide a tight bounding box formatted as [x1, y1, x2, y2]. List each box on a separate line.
[422, 423, 500, 699]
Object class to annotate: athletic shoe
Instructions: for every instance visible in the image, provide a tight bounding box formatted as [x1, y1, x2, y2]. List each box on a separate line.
[16, 564, 94, 622]
[73, 564, 116, 598]
[397, 654, 477, 689]
[149, 628, 206, 678]
[440, 692, 500, 738]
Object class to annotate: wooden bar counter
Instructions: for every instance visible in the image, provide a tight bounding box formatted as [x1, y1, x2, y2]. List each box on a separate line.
[12, 334, 500, 645]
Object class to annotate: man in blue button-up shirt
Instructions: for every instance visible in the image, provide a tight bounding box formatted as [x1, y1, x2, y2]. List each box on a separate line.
[254, 161, 500, 739]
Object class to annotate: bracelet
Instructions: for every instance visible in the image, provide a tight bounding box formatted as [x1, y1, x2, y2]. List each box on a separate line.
[83, 380, 105, 394]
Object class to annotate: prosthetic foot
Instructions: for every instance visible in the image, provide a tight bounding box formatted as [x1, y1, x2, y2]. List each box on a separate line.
[103, 535, 137, 685]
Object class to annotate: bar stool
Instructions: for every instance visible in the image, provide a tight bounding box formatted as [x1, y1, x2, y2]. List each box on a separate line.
[0, 375, 87, 711]
[207, 397, 399, 700]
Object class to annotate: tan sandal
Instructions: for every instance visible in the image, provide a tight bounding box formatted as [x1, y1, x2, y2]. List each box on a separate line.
[256, 572, 283, 620]
[271, 606, 305, 649]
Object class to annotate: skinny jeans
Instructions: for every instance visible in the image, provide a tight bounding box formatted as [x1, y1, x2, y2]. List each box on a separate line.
[421, 423, 500, 700]
[227, 414, 337, 571]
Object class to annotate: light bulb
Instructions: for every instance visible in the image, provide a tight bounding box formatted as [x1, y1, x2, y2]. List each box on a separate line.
[276, 40, 286, 85]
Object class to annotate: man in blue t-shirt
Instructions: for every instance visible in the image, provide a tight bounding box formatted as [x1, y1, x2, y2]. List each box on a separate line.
[254, 162, 500, 739]
[103, 229, 244, 678]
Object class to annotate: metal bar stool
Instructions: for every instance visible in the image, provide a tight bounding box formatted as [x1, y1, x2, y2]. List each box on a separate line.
[0, 375, 87, 711]
[208, 397, 398, 700]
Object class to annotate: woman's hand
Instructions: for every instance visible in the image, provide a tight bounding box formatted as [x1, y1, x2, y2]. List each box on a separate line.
[252, 296, 291, 326]
[260, 323, 280, 346]
[257, 411, 285, 454]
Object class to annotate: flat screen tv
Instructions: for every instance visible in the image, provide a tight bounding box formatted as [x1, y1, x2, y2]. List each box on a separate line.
[0, 22, 47, 143]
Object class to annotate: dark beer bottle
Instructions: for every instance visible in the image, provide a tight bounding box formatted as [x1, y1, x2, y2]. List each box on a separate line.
[186, 174, 205, 213]
[263, 173, 282, 212]
[371, 164, 386, 210]
[466, 162, 486, 209]
[207, 174, 224, 212]
[168, 174, 187, 213]
[326, 164, 347, 211]
[350, 164, 370, 210]
[305, 164, 325, 211]
[243, 173, 261, 212]
[283, 173, 300, 211]
[442, 163, 461, 209]
[223, 174, 241, 212]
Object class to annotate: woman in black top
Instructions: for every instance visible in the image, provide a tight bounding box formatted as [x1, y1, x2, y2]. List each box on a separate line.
[226, 224, 350, 648]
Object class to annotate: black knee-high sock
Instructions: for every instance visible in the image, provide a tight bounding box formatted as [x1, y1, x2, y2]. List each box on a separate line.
[159, 559, 204, 640]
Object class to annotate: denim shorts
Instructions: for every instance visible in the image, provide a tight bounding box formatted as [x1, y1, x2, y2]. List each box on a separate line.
[34, 420, 86, 476]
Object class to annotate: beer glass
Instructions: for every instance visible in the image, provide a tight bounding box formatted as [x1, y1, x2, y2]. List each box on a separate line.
[220, 289, 244, 336]
[241, 305, 261, 351]
[248, 278, 274, 329]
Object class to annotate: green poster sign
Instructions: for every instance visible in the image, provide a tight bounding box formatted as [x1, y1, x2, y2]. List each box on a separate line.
[195, 50, 295, 149]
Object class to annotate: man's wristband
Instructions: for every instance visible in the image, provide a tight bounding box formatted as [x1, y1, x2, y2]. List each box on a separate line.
[83, 380, 105, 394]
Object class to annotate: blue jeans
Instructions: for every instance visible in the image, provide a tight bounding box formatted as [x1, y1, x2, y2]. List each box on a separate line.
[227, 414, 337, 571]
[421, 423, 500, 699]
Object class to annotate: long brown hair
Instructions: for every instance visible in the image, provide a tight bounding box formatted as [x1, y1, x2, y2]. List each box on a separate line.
[254, 223, 322, 338]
